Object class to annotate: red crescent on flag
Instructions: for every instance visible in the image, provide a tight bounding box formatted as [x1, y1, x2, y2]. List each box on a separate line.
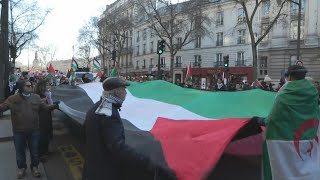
[293, 118, 319, 161]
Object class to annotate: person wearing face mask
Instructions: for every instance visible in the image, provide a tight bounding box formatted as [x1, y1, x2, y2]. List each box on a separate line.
[82, 77, 177, 180]
[0, 80, 59, 179]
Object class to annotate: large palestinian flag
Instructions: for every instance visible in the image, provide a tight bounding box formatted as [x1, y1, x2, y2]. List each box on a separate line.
[52, 80, 277, 180]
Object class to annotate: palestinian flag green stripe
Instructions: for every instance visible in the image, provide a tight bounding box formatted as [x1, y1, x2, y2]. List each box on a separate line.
[127, 80, 276, 119]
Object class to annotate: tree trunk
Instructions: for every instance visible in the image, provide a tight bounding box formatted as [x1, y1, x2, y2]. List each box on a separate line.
[170, 50, 174, 82]
[251, 44, 258, 81]
[0, 0, 10, 103]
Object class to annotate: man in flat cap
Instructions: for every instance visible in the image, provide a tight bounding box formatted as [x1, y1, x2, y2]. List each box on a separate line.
[252, 65, 320, 180]
[82, 77, 176, 180]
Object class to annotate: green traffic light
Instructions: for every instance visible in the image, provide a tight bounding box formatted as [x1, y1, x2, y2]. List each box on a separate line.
[158, 50, 164, 54]
[224, 64, 228, 67]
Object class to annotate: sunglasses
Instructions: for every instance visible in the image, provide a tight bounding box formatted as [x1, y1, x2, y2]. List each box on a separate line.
[25, 85, 32, 88]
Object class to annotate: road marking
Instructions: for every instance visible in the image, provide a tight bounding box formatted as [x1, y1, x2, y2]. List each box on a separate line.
[58, 145, 84, 180]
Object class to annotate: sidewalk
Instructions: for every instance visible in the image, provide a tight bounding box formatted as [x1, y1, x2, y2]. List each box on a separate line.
[0, 110, 13, 141]
[0, 110, 48, 180]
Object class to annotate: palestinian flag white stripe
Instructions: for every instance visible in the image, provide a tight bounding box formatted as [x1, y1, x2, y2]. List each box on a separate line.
[79, 82, 209, 131]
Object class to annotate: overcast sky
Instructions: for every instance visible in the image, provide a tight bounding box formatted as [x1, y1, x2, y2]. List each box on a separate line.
[16, 0, 115, 65]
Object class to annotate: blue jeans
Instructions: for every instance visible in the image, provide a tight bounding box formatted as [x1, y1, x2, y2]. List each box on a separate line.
[13, 129, 40, 169]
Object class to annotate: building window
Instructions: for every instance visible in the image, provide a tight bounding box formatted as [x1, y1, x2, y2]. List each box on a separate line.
[143, 44, 146, 55]
[143, 29, 147, 40]
[194, 55, 201, 67]
[177, 37, 182, 49]
[160, 57, 165, 67]
[261, 23, 269, 41]
[143, 59, 146, 69]
[290, 20, 304, 40]
[176, 56, 182, 67]
[150, 29, 154, 38]
[137, 31, 140, 42]
[237, 29, 246, 44]
[195, 36, 201, 48]
[136, 46, 139, 56]
[236, 52, 245, 66]
[216, 11, 224, 25]
[238, 8, 245, 23]
[150, 58, 153, 67]
[216, 53, 223, 66]
[291, 0, 305, 14]
[150, 42, 154, 53]
[136, 60, 139, 69]
[216, 32, 223, 46]
[262, 0, 270, 16]
[260, 56, 268, 68]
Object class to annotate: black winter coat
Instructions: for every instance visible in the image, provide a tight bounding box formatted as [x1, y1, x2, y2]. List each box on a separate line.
[82, 101, 154, 180]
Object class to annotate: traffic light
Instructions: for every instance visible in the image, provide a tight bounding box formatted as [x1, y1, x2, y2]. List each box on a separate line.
[112, 50, 116, 60]
[223, 55, 229, 68]
[157, 40, 166, 55]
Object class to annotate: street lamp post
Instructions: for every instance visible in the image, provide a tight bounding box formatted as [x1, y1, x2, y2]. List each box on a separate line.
[289, 0, 302, 61]
[296, 0, 302, 61]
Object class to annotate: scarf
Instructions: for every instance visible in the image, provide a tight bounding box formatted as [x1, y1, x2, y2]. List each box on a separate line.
[95, 91, 124, 116]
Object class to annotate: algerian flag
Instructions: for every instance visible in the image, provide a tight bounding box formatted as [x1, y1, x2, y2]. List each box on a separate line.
[263, 79, 320, 180]
[93, 58, 100, 70]
[52, 80, 276, 180]
[70, 57, 79, 80]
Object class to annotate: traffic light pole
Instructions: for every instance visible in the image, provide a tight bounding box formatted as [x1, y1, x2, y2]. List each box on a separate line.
[157, 53, 161, 80]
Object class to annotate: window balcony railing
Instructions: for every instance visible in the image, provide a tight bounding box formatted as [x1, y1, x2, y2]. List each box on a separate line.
[237, 38, 245, 44]
[235, 60, 246, 67]
[216, 41, 223, 46]
[214, 61, 223, 67]
[193, 62, 201, 67]
[142, 65, 146, 69]
[160, 64, 166, 68]
[175, 63, 182, 67]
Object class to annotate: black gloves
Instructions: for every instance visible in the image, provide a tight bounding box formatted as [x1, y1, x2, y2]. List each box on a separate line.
[53, 101, 61, 110]
[251, 116, 266, 126]
[53, 101, 60, 105]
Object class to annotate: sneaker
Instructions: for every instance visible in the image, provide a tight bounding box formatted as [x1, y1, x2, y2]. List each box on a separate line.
[17, 168, 26, 179]
[40, 155, 48, 163]
[31, 166, 41, 177]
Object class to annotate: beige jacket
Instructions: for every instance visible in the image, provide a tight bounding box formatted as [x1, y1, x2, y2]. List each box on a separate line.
[0, 93, 57, 132]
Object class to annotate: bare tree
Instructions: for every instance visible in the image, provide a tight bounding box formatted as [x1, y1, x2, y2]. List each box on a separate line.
[37, 44, 57, 68]
[101, 11, 134, 66]
[136, 0, 211, 79]
[78, 17, 110, 71]
[233, 0, 290, 80]
[8, 0, 50, 67]
[77, 44, 94, 68]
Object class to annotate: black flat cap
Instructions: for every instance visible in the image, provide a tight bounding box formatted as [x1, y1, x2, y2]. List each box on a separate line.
[103, 77, 130, 91]
[287, 65, 308, 75]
